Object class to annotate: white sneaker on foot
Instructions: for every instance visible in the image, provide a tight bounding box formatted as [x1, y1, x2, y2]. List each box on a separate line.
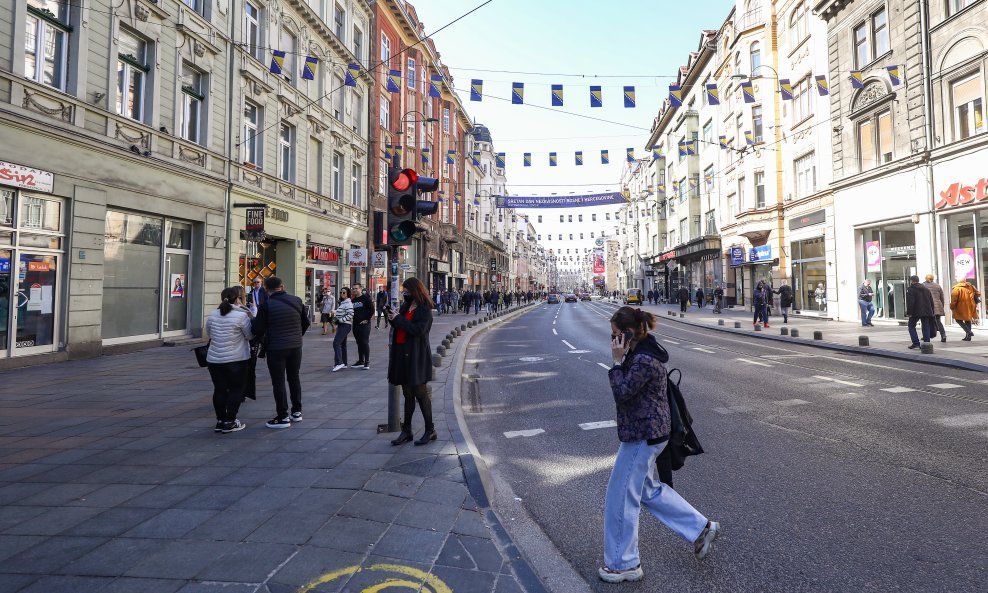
[598, 565, 643, 583]
[332, 364, 346, 372]
[694, 520, 721, 560]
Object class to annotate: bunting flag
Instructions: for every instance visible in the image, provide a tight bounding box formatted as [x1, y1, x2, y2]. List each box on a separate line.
[688, 177, 698, 192]
[626, 148, 635, 163]
[672, 180, 680, 194]
[658, 183, 666, 194]
[575, 151, 583, 166]
[549, 152, 557, 167]
[601, 150, 609, 164]
[741, 79, 756, 103]
[669, 84, 683, 107]
[849, 70, 864, 89]
[886, 65, 902, 86]
[384, 144, 393, 160]
[686, 139, 697, 156]
[647, 184, 655, 194]
[446, 149, 455, 165]
[496, 152, 505, 168]
[652, 147, 663, 159]
[745, 130, 755, 145]
[524, 152, 531, 167]
[394, 145, 403, 161]
[815, 74, 829, 96]
[473, 194, 480, 205]
[551, 84, 564, 106]
[429, 74, 443, 97]
[470, 79, 483, 101]
[705, 171, 714, 188]
[302, 56, 318, 81]
[438, 191, 444, 202]
[344, 63, 360, 87]
[623, 86, 635, 108]
[512, 82, 524, 104]
[454, 193, 462, 204]
[471, 151, 480, 166]
[719, 135, 729, 150]
[779, 79, 793, 100]
[387, 70, 401, 93]
[421, 147, 430, 165]
[270, 50, 286, 75]
[590, 85, 603, 108]
[678, 139, 687, 158]
[705, 83, 719, 105]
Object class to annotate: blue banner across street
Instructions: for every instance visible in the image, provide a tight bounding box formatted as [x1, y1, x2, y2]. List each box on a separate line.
[495, 192, 628, 208]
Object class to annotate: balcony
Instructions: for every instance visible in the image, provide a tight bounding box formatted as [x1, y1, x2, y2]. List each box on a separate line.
[484, 235, 506, 253]
[736, 7, 764, 31]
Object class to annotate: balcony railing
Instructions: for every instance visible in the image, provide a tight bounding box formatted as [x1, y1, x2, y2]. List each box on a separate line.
[736, 7, 764, 31]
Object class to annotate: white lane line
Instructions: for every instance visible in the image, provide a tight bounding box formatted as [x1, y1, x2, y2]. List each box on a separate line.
[927, 383, 962, 389]
[692, 347, 715, 354]
[552, 329, 558, 335]
[597, 362, 612, 370]
[829, 393, 864, 400]
[561, 340, 576, 350]
[813, 375, 864, 387]
[579, 420, 617, 430]
[504, 429, 546, 439]
[775, 398, 811, 407]
[881, 386, 917, 393]
[736, 358, 772, 367]
[713, 405, 754, 415]
[664, 339, 680, 345]
[552, 320, 556, 325]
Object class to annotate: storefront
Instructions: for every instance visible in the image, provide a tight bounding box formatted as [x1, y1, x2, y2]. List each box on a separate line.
[935, 172, 988, 327]
[730, 244, 776, 310]
[791, 237, 827, 314]
[304, 244, 342, 321]
[229, 200, 306, 297]
[860, 222, 918, 321]
[660, 238, 721, 302]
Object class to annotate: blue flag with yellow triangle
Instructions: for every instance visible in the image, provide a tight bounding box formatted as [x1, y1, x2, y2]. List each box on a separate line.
[496, 153, 505, 168]
[626, 148, 635, 163]
[779, 79, 793, 100]
[705, 83, 719, 105]
[270, 50, 286, 75]
[551, 84, 563, 106]
[623, 86, 635, 108]
[575, 151, 583, 166]
[741, 80, 756, 103]
[549, 152, 557, 167]
[601, 150, 609, 164]
[344, 63, 360, 87]
[422, 148, 430, 165]
[470, 79, 483, 101]
[815, 74, 829, 96]
[471, 151, 480, 166]
[430, 74, 443, 97]
[524, 153, 531, 167]
[669, 84, 683, 107]
[387, 70, 401, 93]
[302, 56, 318, 81]
[512, 82, 524, 104]
[590, 86, 603, 108]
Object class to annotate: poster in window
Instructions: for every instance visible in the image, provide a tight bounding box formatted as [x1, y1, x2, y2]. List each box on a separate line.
[953, 248, 976, 281]
[865, 241, 881, 272]
[170, 274, 186, 298]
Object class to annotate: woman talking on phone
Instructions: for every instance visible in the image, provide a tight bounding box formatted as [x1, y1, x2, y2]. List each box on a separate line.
[599, 306, 720, 583]
[387, 277, 436, 446]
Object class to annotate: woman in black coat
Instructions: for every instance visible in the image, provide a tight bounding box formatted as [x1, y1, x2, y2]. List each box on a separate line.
[387, 277, 436, 446]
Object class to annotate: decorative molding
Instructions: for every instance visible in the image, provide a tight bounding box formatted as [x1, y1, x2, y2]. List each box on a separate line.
[193, 40, 206, 57]
[239, 69, 273, 96]
[278, 183, 295, 200]
[242, 169, 262, 187]
[178, 145, 205, 167]
[852, 81, 890, 113]
[114, 122, 151, 150]
[22, 89, 73, 123]
[135, 3, 149, 21]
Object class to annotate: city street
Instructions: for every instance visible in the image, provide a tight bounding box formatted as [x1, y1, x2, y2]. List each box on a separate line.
[462, 300, 988, 592]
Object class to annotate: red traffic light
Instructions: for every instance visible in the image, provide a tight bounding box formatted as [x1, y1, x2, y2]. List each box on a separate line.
[389, 168, 418, 192]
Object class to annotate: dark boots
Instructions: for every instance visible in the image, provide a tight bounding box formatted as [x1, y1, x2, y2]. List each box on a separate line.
[390, 428, 413, 446]
[392, 384, 435, 446]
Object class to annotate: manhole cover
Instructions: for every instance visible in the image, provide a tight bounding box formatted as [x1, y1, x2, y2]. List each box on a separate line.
[519, 356, 544, 362]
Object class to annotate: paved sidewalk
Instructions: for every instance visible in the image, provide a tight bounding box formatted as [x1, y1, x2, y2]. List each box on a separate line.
[604, 299, 988, 371]
[0, 302, 542, 593]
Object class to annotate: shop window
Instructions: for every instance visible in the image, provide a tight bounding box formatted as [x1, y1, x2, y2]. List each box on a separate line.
[795, 153, 816, 197]
[0, 191, 13, 226]
[180, 63, 206, 145]
[244, 0, 263, 61]
[791, 237, 827, 312]
[243, 100, 261, 166]
[20, 196, 60, 231]
[861, 223, 916, 320]
[116, 28, 151, 122]
[951, 73, 984, 141]
[25, 0, 70, 91]
[853, 6, 889, 68]
[856, 111, 892, 171]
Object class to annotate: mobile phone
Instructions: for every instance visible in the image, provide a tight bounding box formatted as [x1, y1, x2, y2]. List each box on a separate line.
[622, 329, 634, 343]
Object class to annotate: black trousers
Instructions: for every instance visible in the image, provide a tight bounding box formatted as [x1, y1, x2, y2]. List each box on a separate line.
[931, 315, 947, 339]
[208, 360, 248, 422]
[401, 383, 434, 433]
[352, 322, 371, 365]
[376, 308, 389, 328]
[266, 348, 302, 419]
[679, 300, 688, 312]
[957, 320, 973, 336]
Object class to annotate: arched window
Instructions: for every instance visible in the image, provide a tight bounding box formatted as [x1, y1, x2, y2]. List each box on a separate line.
[750, 41, 761, 74]
[790, 2, 807, 44]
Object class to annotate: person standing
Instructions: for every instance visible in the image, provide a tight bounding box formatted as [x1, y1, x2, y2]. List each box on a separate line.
[248, 277, 266, 316]
[775, 281, 793, 324]
[905, 275, 934, 349]
[376, 285, 390, 329]
[950, 278, 980, 341]
[599, 307, 720, 583]
[713, 285, 724, 313]
[858, 279, 876, 327]
[252, 277, 309, 429]
[204, 286, 253, 433]
[332, 288, 353, 371]
[318, 286, 336, 335]
[695, 287, 704, 310]
[753, 280, 770, 328]
[677, 286, 690, 313]
[923, 275, 947, 343]
[350, 284, 374, 369]
[387, 278, 437, 446]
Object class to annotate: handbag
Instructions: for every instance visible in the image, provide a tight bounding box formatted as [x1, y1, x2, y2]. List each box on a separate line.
[193, 341, 210, 367]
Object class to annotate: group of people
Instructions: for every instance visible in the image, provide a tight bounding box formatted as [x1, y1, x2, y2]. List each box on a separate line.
[645, 289, 665, 304]
[315, 284, 375, 372]
[882, 275, 983, 348]
[432, 288, 537, 315]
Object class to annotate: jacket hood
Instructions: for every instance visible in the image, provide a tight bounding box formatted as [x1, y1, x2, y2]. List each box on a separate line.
[632, 333, 669, 364]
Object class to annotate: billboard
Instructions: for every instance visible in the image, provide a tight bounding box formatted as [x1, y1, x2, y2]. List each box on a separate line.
[592, 248, 605, 274]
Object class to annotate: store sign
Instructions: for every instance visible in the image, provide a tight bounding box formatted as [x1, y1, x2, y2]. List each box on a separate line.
[348, 248, 368, 268]
[953, 248, 976, 280]
[865, 241, 881, 272]
[730, 246, 745, 265]
[267, 207, 290, 222]
[27, 261, 50, 272]
[0, 161, 54, 193]
[308, 246, 339, 262]
[659, 250, 677, 262]
[789, 209, 826, 230]
[245, 207, 265, 232]
[749, 245, 772, 262]
[372, 251, 388, 269]
[936, 179, 988, 210]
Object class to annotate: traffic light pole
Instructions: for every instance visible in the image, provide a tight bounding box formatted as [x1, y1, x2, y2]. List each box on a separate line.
[386, 248, 401, 433]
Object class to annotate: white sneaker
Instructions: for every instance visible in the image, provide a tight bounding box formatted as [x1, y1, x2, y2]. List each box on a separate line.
[694, 520, 721, 560]
[332, 364, 346, 372]
[598, 565, 643, 583]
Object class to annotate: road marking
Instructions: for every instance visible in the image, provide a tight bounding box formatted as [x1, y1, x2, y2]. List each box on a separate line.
[579, 420, 617, 430]
[504, 429, 545, 439]
[935, 413, 988, 428]
[552, 329, 558, 335]
[713, 405, 754, 414]
[692, 347, 715, 353]
[568, 349, 591, 354]
[775, 398, 811, 407]
[813, 375, 864, 387]
[736, 358, 772, 367]
[664, 339, 680, 345]
[927, 383, 962, 389]
[561, 340, 576, 350]
[552, 320, 556, 325]
[881, 386, 916, 393]
[597, 362, 612, 370]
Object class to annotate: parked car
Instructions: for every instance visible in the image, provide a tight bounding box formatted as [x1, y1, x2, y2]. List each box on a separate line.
[624, 288, 643, 305]
[547, 294, 561, 304]
[564, 293, 578, 302]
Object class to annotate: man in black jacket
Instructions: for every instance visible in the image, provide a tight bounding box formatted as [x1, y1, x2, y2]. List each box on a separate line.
[375, 285, 389, 329]
[677, 286, 690, 312]
[350, 283, 375, 369]
[252, 276, 309, 428]
[905, 275, 934, 349]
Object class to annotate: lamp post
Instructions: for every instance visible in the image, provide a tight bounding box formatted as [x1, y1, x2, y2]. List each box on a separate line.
[394, 110, 438, 169]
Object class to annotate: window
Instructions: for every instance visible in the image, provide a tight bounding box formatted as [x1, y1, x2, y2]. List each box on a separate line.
[332, 74, 344, 119]
[568, 215, 572, 222]
[25, 0, 70, 90]
[407, 57, 416, 91]
[857, 111, 892, 170]
[353, 27, 363, 64]
[750, 41, 761, 74]
[752, 105, 763, 142]
[280, 27, 297, 85]
[333, 4, 345, 42]
[678, 177, 687, 202]
[379, 95, 390, 130]
[755, 171, 765, 207]
[789, 2, 807, 45]
[331, 152, 343, 201]
[949, 0, 978, 15]
[559, 215, 564, 223]
[380, 33, 390, 66]
[679, 219, 687, 241]
[792, 77, 812, 124]
[350, 90, 362, 134]
[278, 122, 295, 182]
[705, 210, 717, 235]
[243, 100, 261, 166]
[244, 1, 263, 61]
[308, 137, 322, 193]
[703, 120, 713, 146]
[352, 163, 361, 207]
[578, 214, 583, 222]
[180, 64, 205, 145]
[728, 193, 738, 217]
[795, 152, 816, 197]
[443, 107, 450, 133]
[738, 176, 746, 209]
[704, 165, 714, 193]
[379, 158, 388, 194]
[116, 29, 149, 122]
[182, 0, 204, 14]
[606, 213, 611, 220]
[951, 74, 984, 140]
[592, 213, 597, 222]
[538, 215, 543, 223]
[854, 7, 889, 68]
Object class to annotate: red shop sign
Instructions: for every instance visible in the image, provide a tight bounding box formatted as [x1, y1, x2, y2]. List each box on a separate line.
[936, 178, 988, 210]
[308, 246, 339, 262]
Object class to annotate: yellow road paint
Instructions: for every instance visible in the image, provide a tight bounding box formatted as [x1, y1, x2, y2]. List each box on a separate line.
[297, 563, 453, 593]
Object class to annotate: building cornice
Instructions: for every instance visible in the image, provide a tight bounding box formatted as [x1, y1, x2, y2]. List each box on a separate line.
[813, 0, 855, 22]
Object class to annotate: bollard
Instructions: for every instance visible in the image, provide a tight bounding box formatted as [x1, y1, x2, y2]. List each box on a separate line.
[813, 331, 823, 340]
[790, 329, 800, 337]
[460, 324, 466, 331]
[432, 353, 442, 367]
[437, 345, 446, 356]
[780, 327, 788, 335]
[441, 339, 450, 348]
[754, 324, 762, 332]
[920, 342, 934, 354]
[718, 319, 724, 326]
[679, 313, 685, 318]
[858, 336, 870, 346]
[733, 321, 741, 328]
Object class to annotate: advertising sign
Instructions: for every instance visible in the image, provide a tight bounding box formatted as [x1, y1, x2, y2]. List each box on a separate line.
[372, 251, 388, 269]
[170, 274, 186, 298]
[865, 241, 881, 272]
[347, 248, 368, 268]
[749, 245, 772, 262]
[0, 161, 54, 193]
[592, 248, 605, 274]
[730, 246, 745, 266]
[495, 191, 627, 209]
[953, 248, 976, 281]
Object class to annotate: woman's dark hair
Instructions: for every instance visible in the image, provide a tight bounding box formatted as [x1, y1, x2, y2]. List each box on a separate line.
[402, 277, 434, 308]
[610, 306, 656, 341]
[339, 287, 351, 299]
[218, 286, 242, 316]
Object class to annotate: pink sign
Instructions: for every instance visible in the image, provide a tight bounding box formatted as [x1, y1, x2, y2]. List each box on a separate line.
[865, 241, 881, 272]
[953, 248, 976, 281]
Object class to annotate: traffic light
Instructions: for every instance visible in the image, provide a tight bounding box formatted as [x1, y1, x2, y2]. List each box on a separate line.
[386, 168, 439, 246]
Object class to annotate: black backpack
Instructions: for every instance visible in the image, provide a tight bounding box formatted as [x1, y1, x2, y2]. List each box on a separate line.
[664, 368, 704, 471]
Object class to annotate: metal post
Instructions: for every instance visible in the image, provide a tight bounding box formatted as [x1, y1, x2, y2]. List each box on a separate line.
[387, 251, 401, 432]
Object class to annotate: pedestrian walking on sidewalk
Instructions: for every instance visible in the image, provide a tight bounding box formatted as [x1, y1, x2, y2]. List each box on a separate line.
[332, 288, 353, 372]
[376, 286, 389, 329]
[905, 275, 934, 349]
[387, 277, 437, 447]
[677, 286, 690, 313]
[923, 275, 947, 343]
[950, 279, 980, 341]
[318, 287, 336, 335]
[775, 281, 793, 323]
[205, 286, 253, 433]
[599, 307, 720, 583]
[252, 276, 309, 429]
[248, 277, 266, 316]
[695, 288, 704, 309]
[858, 280, 876, 326]
[350, 284, 374, 370]
[713, 285, 724, 313]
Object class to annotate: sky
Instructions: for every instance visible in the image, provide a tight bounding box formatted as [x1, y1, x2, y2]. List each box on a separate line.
[411, 0, 737, 270]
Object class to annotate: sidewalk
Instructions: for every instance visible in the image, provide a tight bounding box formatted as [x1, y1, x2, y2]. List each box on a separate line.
[615, 299, 988, 372]
[0, 302, 542, 593]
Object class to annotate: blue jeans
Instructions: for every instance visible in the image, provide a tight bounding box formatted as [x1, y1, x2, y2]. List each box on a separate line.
[333, 323, 351, 365]
[603, 440, 708, 571]
[858, 299, 875, 326]
[907, 316, 931, 345]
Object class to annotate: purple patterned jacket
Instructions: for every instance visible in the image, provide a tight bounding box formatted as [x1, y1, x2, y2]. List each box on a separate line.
[607, 334, 671, 443]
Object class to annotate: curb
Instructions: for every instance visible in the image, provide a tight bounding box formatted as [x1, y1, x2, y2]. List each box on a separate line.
[442, 302, 551, 593]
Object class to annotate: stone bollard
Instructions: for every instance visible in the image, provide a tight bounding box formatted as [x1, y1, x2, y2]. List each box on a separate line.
[920, 342, 934, 354]
[432, 353, 442, 367]
[780, 327, 789, 335]
[813, 331, 823, 340]
[718, 319, 724, 326]
[790, 329, 800, 337]
[460, 324, 466, 331]
[679, 313, 685, 318]
[754, 324, 762, 332]
[858, 336, 870, 346]
[733, 321, 741, 328]
[441, 339, 450, 348]
[437, 345, 446, 356]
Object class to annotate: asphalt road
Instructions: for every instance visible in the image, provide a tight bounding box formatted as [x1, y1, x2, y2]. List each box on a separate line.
[461, 299, 988, 593]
